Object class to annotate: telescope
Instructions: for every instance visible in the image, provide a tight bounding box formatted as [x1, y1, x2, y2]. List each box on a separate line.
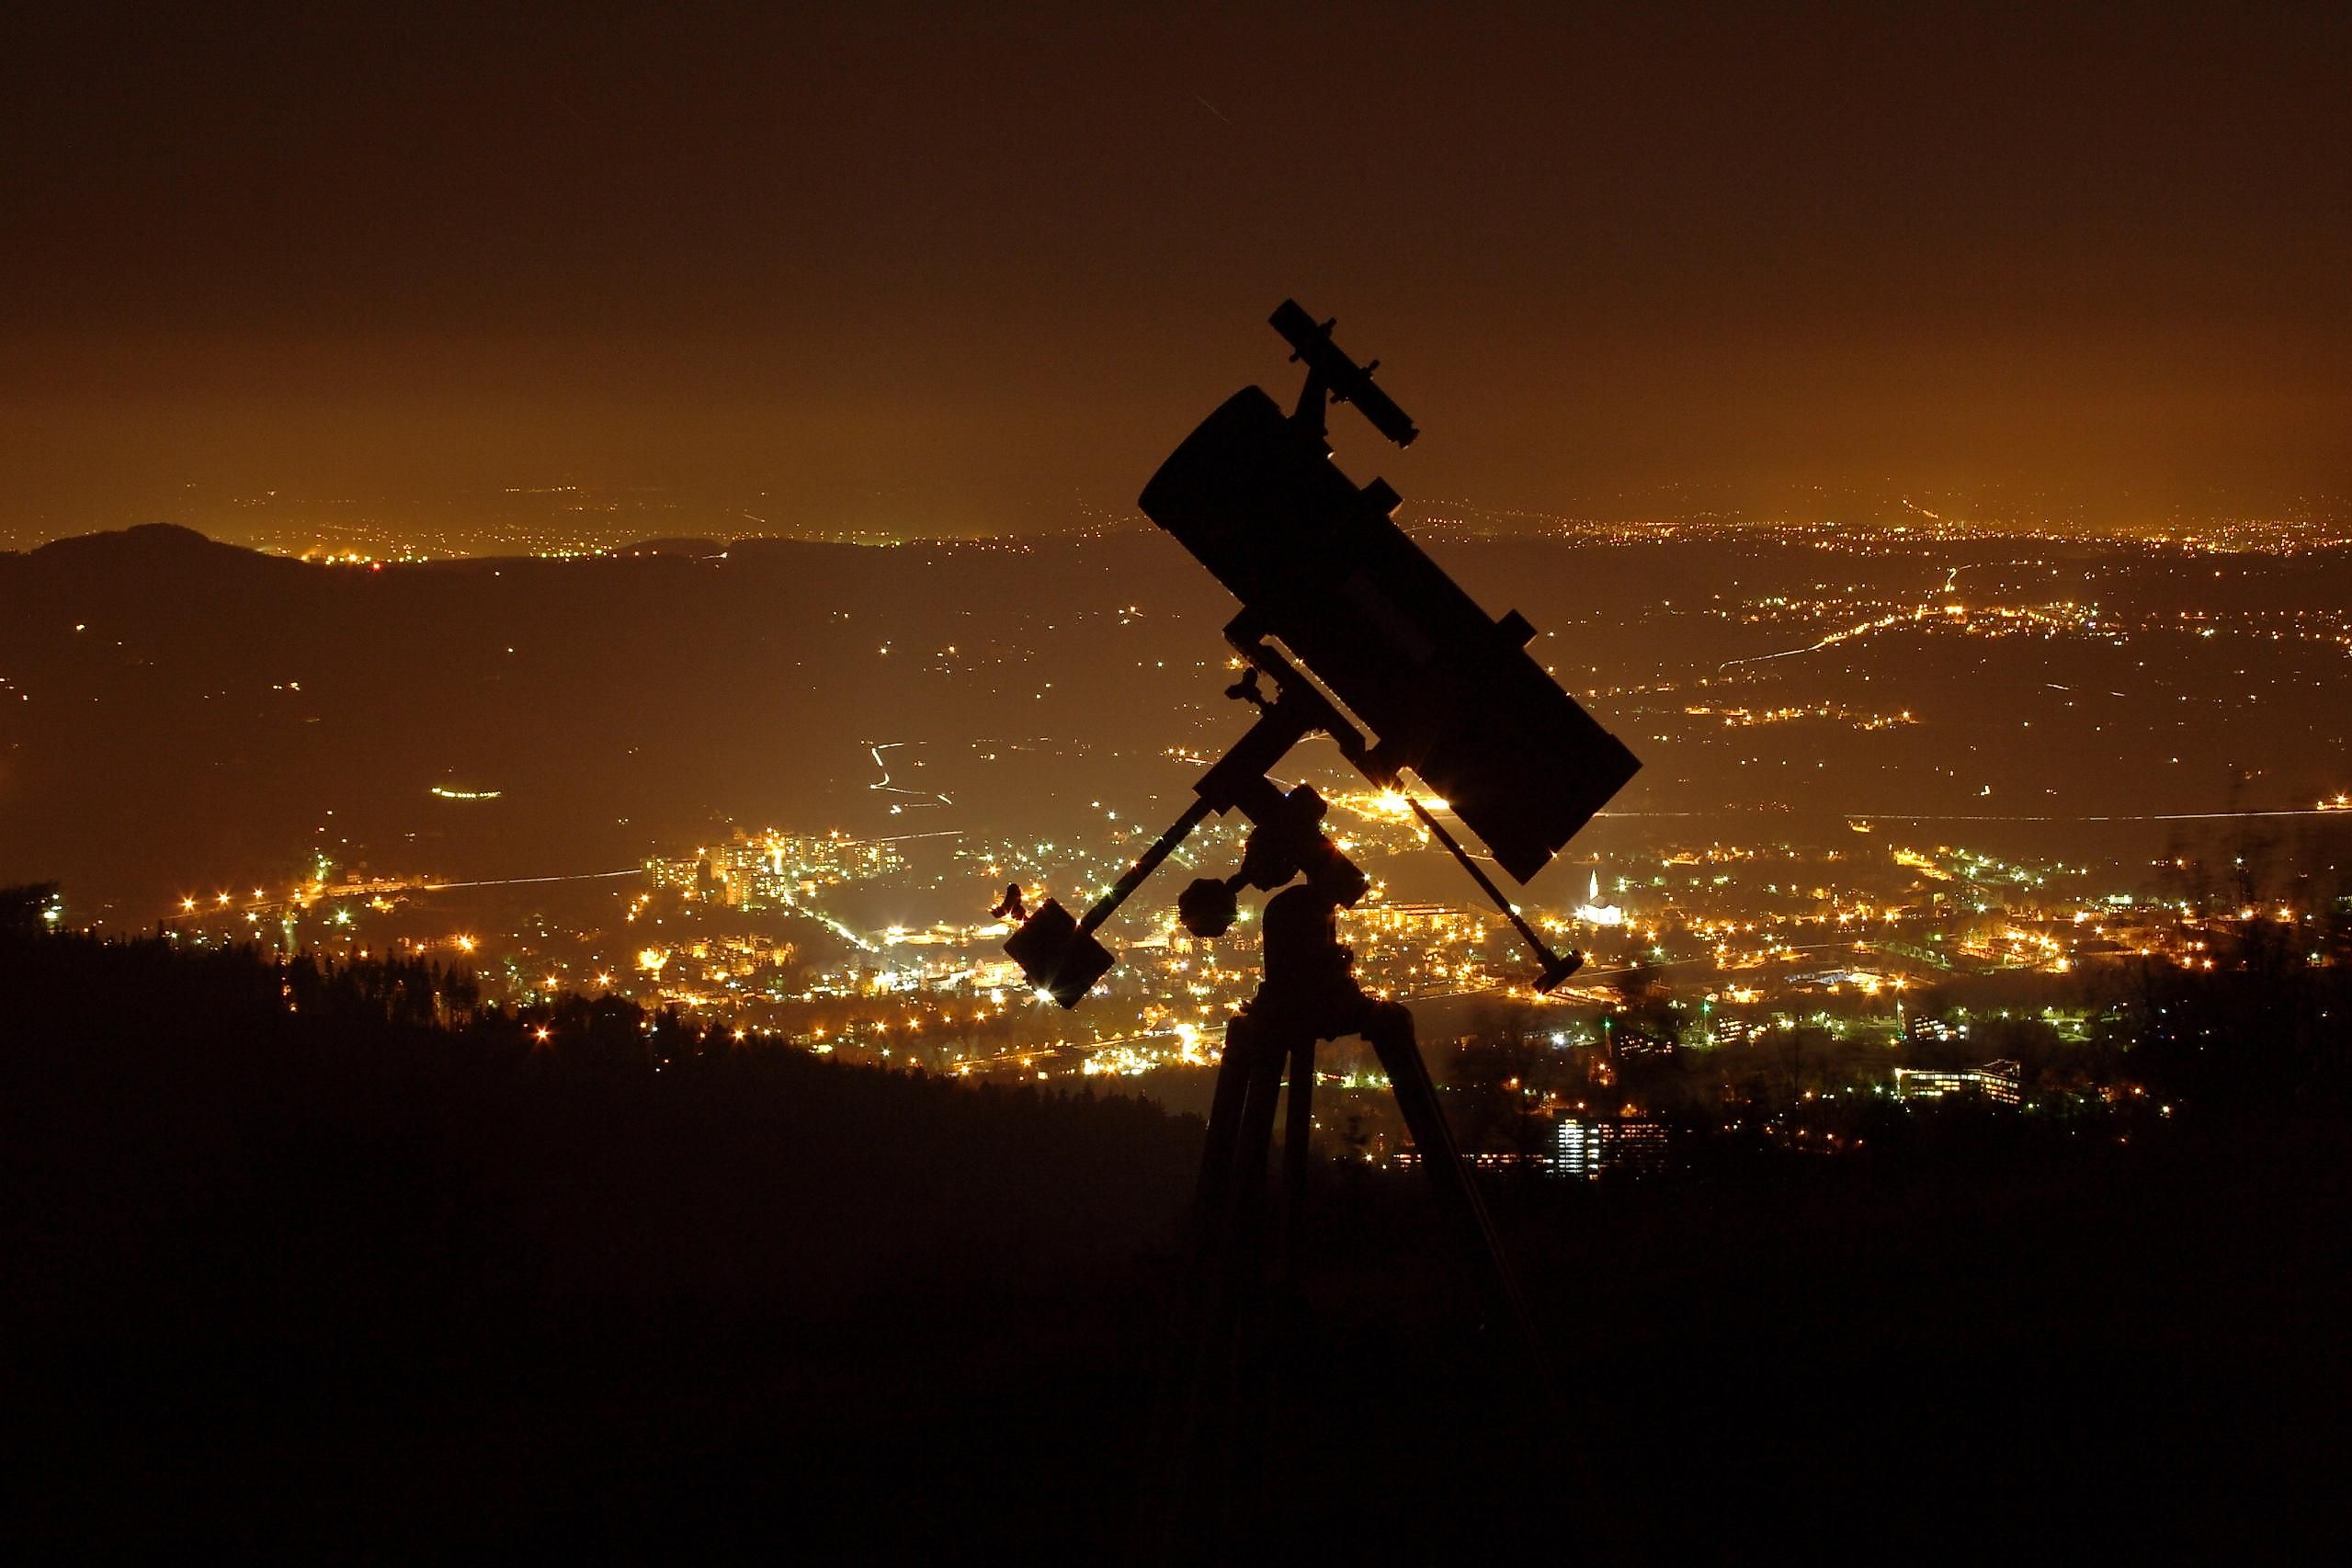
[1009, 305, 1645, 1530]
[1006, 300, 1641, 1006]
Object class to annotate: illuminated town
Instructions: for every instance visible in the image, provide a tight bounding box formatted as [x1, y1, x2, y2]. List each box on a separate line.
[71, 502, 2325, 1142]
[2, 487, 2324, 1197]
[137, 701, 2346, 1171]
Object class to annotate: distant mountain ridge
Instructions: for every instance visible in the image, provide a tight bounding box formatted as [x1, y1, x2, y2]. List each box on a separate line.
[20, 520, 278, 564]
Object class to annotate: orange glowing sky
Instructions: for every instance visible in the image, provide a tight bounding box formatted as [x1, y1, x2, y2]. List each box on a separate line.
[3, 3, 2346, 543]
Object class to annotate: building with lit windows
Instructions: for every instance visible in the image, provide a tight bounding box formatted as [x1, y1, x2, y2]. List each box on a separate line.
[1553, 1118, 1670, 1178]
[1892, 1059, 2022, 1106]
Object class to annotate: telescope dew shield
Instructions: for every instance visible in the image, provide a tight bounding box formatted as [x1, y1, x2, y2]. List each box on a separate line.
[1139, 387, 1639, 885]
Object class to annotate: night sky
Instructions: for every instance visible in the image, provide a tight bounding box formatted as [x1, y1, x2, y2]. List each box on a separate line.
[5, 2, 2346, 540]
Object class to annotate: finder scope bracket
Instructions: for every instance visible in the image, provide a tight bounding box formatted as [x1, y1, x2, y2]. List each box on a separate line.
[1269, 299, 1419, 449]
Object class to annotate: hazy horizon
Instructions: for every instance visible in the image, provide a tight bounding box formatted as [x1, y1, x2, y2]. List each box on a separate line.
[8, 476, 2347, 562]
[7, 4, 2348, 550]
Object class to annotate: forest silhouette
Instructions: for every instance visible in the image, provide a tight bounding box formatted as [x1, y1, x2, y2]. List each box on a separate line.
[5, 898, 2346, 1556]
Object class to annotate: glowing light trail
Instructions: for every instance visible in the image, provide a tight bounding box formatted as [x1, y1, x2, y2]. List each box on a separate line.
[864, 742, 953, 808]
[418, 869, 643, 891]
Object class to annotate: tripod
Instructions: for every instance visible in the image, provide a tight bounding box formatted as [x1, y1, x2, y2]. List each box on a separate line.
[1150, 883, 1538, 1555]
[1192, 884, 1529, 1339]
[994, 299, 1637, 1558]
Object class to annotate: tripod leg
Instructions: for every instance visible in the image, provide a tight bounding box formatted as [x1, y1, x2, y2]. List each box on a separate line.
[1279, 1034, 1316, 1277]
[1159, 1010, 1269, 1559]
[1363, 1002, 1539, 1348]
[1223, 1021, 1294, 1546]
[1185, 1008, 1277, 1397]
[1182, 1016, 1290, 1552]
[1194, 1010, 1260, 1233]
[1230, 1017, 1290, 1267]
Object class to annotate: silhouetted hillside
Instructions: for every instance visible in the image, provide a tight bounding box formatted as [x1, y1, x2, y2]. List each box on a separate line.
[2, 926, 1199, 1554]
[2, 930, 1198, 1324]
[6, 923, 2346, 1558]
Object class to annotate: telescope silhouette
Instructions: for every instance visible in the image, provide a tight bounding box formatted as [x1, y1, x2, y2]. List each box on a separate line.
[1006, 300, 1640, 1006]
[1012, 302, 1642, 1547]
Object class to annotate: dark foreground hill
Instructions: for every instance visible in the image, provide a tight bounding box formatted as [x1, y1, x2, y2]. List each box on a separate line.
[5, 927, 2347, 1558]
